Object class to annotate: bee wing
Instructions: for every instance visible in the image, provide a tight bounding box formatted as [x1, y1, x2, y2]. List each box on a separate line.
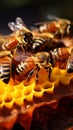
[8, 17, 27, 31]
[34, 22, 45, 26]
[16, 17, 29, 31]
[34, 21, 49, 26]
[34, 15, 60, 27]
[16, 17, 25, 26]
[47, 15, 60, 21]
[8, 22, 20, 31]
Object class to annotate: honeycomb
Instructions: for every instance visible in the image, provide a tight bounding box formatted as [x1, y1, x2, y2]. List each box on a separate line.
[0, 67, 73, 130]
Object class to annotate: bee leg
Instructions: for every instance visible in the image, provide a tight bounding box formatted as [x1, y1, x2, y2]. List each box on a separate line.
[45, 66, 52, 79]
[48, 67, 52, 79]
[35, 69, 39, 84]
[26, 64, 40, 84]
[35, 64, 40, 84]
[26, 68, 35, 82]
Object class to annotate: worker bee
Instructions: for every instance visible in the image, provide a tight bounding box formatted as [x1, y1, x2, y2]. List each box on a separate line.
[13, 51, 53, 83]
[7, 17, 33, 52]
[34, 21, 59, 34]
[34, 15, 73, 38]
[66, 48, 73, 73]
[0, 17, 33, 53]
[0, 51, 12, 83]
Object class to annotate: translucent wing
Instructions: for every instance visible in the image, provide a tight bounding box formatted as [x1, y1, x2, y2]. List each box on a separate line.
[34, 21, 49, 26]
[47, 15, 60, 21]
[8, 22, 17, 31]
[16, 17, 27, 29]
[8, 17, 30, 33]
[8, 21, 22, 31]
[34, 15, 60, 27]
[16, 17, 25, 26]
[8, 17, 26, 31]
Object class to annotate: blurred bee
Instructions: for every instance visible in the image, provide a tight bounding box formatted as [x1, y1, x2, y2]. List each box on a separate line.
[34, 15, 73, 38]
[34, 21, 59, 35]
[13, 51, 53, 83]
[0, 51, 12, 83]
[66, 48, 73, 73]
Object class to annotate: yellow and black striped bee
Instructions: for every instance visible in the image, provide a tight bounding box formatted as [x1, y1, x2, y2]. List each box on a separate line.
[8, 17, 33, 52]
[0, 17, 33, 53]
[12, 51, 53, 83]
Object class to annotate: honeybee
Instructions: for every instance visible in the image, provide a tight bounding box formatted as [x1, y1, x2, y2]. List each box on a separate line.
[34, 15, 73, 38]
[66, 48, 73, 73]
[34, 21, 59, 34]
[13, 51, 53, 83]
[0, 17, 33, 53]
[0, 51, 12, 83]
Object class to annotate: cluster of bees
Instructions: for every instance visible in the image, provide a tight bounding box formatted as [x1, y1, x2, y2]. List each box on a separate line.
[0, 16, 73, 84]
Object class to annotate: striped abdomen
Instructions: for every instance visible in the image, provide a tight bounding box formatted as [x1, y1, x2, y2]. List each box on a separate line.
[0, 56, 11, 83]
[32, 37, 49, 52]
[16, 56, 35, 76]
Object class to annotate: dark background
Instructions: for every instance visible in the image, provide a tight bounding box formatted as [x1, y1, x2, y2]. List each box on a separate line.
[0, 0, 73, 34]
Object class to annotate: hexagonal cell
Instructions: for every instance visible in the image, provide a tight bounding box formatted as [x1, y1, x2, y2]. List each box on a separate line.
[13, 90, 22, 99]
[34, 85, 42, 92]
[3, 93, 13, 108]
[23, 86, 33, 96]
